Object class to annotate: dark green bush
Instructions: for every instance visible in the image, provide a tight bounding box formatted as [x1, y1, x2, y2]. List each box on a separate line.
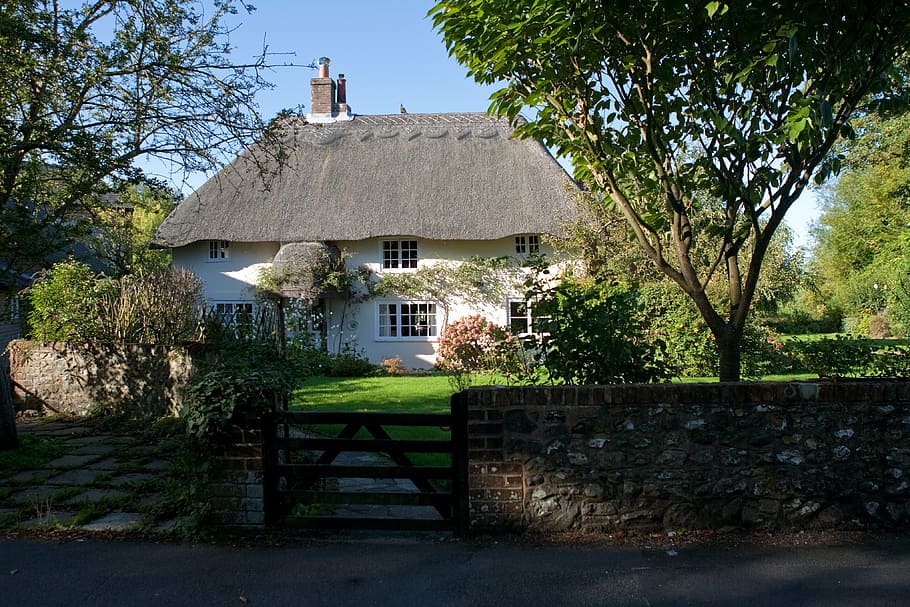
[783, 336, 910, 378]
[183, 356, 290, 450]
[637, 283, 717, 377]
[534, 279, 670, 384]
[324, 351, 380, 377]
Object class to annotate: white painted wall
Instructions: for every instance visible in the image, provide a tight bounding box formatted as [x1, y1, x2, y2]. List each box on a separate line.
[172, 241, 280, 304]
[172, 236, 571, 370]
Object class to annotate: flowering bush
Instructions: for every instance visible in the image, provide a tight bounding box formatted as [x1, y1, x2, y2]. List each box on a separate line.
[436, 315, 529, 389]
[436, 315, 508, 373]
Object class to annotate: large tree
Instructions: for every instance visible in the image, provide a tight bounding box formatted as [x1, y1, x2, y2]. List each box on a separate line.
[431, 0, 910, 380]
[0, 0, 284, 449]
[0, 0, 280, 280]
[812, 112, 910, 335]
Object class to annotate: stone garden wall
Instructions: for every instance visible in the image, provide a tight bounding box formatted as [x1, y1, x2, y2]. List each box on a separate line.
[8, 340, 203, 418]
[464, 381, 910, 533]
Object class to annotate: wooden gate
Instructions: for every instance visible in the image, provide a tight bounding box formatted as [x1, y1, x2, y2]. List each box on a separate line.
[262, 393, 468, 536]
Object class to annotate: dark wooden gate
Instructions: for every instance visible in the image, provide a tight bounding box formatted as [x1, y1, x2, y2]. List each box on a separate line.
[262, 393, 468, 536]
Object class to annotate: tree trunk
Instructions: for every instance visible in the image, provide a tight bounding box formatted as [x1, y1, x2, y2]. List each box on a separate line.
[716, 328, 742, 382]
[0, 358, 18, 450]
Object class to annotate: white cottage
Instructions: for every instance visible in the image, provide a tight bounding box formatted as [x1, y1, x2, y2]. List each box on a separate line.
[154, 59, 577, 368]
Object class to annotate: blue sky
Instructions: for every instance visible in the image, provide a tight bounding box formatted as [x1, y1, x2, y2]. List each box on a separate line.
[222, 1, 496, 117]
[209, 1, 819, 248]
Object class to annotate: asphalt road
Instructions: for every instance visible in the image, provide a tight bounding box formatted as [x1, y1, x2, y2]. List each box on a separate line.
[2, 534, 909, 606]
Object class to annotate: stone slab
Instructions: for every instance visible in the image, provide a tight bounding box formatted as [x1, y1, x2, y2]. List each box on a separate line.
[80, 511, 143, 532]
[69, 443, 119, 456]
[85, 457, 121, 471]
[108, 472, 156, 487]
[59, 435, 114, 447]
[45, 469, 108, 486]
[46, 454, 100, 469]
[6, 469, 52, 483]
[63, 488, 128, 504]
[6, 485, 63, 506]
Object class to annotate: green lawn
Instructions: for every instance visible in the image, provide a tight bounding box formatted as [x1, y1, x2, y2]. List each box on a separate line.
[290, 375, 458, 465]
[291, 375, 455, 413]
[291, 370, 831, 413]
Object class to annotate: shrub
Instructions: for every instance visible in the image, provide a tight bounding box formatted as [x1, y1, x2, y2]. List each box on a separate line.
[26, 259, 115, 341]
[534, 280, 670, 384]
[184, 359, 290, 450]
[785, 335, 876, 377]
[27, 260, 204, 345]
[436, 315, 509, 373]
[380, 356, 409, 376]
[97, 268, 204, 344]
[741, 323, 796, 379]
[324, 351, 379, 377]
[435, 314, 526, 390]
[636, 283, 715, 378]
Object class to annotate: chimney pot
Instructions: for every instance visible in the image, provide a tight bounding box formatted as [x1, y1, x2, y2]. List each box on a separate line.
[337, 74, 347, 105]
[318, 56, 330, 78]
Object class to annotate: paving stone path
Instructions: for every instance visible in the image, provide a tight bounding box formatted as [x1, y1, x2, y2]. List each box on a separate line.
[3, 418, 447, 538]
[0, 417, 189, 535]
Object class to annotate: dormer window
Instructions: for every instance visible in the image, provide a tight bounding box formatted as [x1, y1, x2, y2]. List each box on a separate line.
[382, 239, 418, 269]
[515, 234, 540, 254]
[208, 240, 230, 261]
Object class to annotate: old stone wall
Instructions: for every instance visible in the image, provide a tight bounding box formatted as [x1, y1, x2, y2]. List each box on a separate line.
[8, 340, 203, 418]
[464, 381, 910, 533]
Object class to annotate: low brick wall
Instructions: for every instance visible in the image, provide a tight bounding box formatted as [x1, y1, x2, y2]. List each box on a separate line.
[464, 381, 910, 533]
[207, 380, 910, 535]
[207, 423, 268, 530]
[8, 340, 202, 418]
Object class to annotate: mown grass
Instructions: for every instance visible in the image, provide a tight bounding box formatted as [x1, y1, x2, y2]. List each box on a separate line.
[292, 375, 454, 414]
[291, 375, 460, 466]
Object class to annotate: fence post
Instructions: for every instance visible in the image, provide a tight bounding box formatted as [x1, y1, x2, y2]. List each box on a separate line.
[0, 358, 18, 450]
[450, 391, 470, 537]
[260, 403, 279, 526]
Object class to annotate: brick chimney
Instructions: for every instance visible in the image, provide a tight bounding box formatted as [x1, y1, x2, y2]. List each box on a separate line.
[307, 57, 353, 123]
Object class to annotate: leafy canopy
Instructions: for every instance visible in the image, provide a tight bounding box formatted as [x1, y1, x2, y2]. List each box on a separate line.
[431, 0, 910, 380]
[812, 112, 910, 335]
[0, 0, 281, 278]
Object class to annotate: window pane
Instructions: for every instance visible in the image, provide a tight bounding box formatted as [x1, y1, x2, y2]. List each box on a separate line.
[379, 303, 397, 337]
[508, 300, 529, 334]
[515, 236, 526, 254]
[528, 234, 540, 253]
[381, 301, 434, 338]
[382, 241, 399, 269]
[402, 240, 418, 269]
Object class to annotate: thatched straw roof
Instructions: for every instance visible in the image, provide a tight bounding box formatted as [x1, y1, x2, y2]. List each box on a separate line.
[154, 113, 577, 248]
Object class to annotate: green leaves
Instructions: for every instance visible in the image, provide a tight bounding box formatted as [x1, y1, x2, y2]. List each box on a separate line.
[705, 2, 728, 18]
[0, 1, 276, 276]
[432, 0, 910, 380]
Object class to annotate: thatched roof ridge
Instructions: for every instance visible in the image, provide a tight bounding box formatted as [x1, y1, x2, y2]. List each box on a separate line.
[154, 112, 577, 248]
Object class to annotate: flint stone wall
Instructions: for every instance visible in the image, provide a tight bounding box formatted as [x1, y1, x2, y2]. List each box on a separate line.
[8, 340, 202, 418]
[464, 381, 910, 533]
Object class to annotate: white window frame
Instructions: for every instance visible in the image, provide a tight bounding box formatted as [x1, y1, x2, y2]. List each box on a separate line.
[515, 234, 540, 255]
[381, 239, 418, 270]
[376, 301, 438, 340]
[208, 240, 230, 261]
[507, 298, 548, 336]
[211, 301, 254, 327]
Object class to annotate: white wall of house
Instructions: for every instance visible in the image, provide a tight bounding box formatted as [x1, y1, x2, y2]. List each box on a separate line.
[172, 240, 279, 305]
[330, 236, 558, 369]
[172, 235, 566, 370]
